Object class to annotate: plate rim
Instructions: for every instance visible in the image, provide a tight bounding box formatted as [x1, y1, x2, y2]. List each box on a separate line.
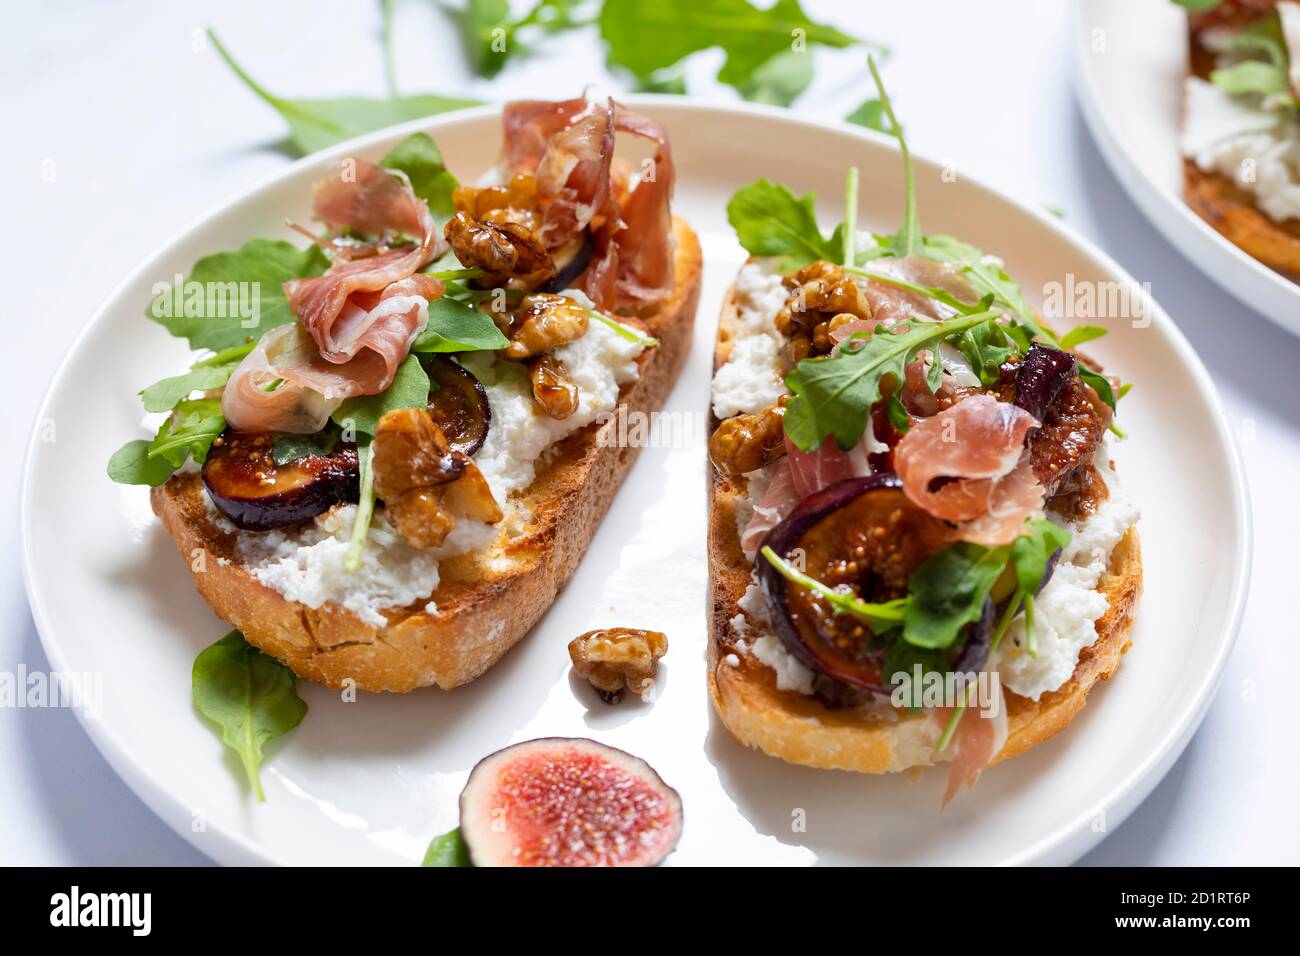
[1069, 0, 1300, 334]
[21, 95, 1253, 866]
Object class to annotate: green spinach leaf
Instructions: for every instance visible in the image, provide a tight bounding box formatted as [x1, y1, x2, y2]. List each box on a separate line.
[192, 631, 308, 802]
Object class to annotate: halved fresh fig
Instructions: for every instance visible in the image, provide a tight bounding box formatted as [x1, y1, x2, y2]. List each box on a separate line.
[459, 737, 683, 867]
[425, 356, 491, 457]
[202, 430, 358, 530]
[542, 234, 592, 293]
[1013, 343, 1076, 422]
[758, 474, 951, 692]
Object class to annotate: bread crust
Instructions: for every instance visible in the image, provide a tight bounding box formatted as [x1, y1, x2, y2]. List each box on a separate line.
[1182, 15, 1300, 277]
[705, 277, 1143, 774]
[152, 218, 702, 693]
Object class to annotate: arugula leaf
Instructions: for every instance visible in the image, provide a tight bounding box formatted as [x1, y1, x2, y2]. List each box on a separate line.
[1058, 325, 1108, 350]
[1171, 0, 1223, 10]
[332, 354, 431, 437]
[782, 312, 993, 452]
[903, 542, 1008, 650]
[1078, 365, 1119, 412]
[727, 179, 838, 268]
[380, 133, 459, 222]
[953, 318, 1019, 387]
[146, 398, 226, 469]
[208, 30, 480, 155]
[139, 343, 254, 413]
[106, 439, 180, 487]
[148, 238, 329, 351]
[633, 67, 688, 94]
[862, 57, 918, 258]
[411, 297, 509, 353]
[845, 97, 896, 133]
[192, 631, 308, 802]
[740, 48, 813, 107]
[761, 546, 907, 632]
[452, 0, 594, 78]
[422, 827, 473, 867]
[600, 0, 861, 98]
[1009, 519, 1072, 653]
[587, 310, 660, 346]
[1211, 60, 1288, 97]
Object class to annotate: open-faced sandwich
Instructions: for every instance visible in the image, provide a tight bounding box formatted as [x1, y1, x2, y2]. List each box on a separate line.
[707, 69, 1141, 803]
[109, 95, 701, 693]
[1179, 0, 1300, 276]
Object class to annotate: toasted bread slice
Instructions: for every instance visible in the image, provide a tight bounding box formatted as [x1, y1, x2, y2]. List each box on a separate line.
[1182, 14, 1300, 276]
[705, 281, 1143, 774]
[153, 218, 701, 693]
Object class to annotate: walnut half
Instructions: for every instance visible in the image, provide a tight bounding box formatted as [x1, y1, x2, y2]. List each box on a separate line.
[568, 629, 668, 704]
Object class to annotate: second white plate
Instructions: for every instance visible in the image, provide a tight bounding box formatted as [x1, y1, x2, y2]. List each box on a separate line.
[1072, 0, 1300, 336]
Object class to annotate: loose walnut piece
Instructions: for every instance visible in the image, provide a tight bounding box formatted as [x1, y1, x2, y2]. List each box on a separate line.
[529, 354, 580, 420]
[775, 259, 873, 362]
[372, 407, 501, 549]
[568, 629, 668, 704]
[709, 401, 786, 475]
[503, 293, 590, 359]
[444, 211, 553, 288]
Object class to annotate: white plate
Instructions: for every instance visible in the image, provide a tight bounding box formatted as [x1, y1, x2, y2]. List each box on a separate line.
[1071, 0, 1300, 335]
[22, 97, 1250, 866]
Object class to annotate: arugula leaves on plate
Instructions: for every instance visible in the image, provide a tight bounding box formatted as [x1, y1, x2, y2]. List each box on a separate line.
[108, 397, 228, 486]
[727, 179, 839, 270]
[192, 631, 308, 802]
[138, 343, 255, 414]
[147, 239, 329, 351]
[782, 311, 996, 452]
[422, 827, 474, 867]
[412, 297, 510, 352]
[380, 132, 461, 222]
[208, 29, 481, 156]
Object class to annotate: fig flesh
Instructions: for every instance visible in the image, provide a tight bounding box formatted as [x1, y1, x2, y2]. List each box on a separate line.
[758, 474, 951, 692]
[459, 737, 682, 867]
[424, 356, 491, 457]
[202, 430, 358, 530]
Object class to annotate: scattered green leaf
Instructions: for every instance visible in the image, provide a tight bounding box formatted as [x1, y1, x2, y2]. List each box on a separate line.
[208, 29, 480, 155]
[332, 353, 431, 437]
[192, 631, 308, 802]
[422, 827, 474, 866]
[726, 179, 838, 269]
[411, 297, 510, 353]
[380, 132, 460, 222]
[1058, 325, 1108, 350]
[106, 439, 179, 487]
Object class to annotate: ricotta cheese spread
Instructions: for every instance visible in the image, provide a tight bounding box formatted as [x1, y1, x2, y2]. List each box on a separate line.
[710, 260, 790, 419]
[1181, 76, 1300, 224]
[228, 297, 646, 622]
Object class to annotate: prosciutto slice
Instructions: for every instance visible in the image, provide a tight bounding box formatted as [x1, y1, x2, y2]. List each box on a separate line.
[535, 100, 617, 248]
[501, 96, 593, 173]
[739, 458, 799, 556]
[608, 105, 676, 309]
[785, 434, 858, 500]
[223, 277, 436, 434]
[894, 394, 1044, 543]
[939, 682, 1009, 809]
[284, 160, 443, 365]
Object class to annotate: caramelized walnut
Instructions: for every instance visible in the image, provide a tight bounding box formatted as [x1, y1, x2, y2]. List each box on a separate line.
[709, 401, 786, 475]
[529, 353, 580, 420]
[452, 173, 541, 232]
[503, 293, 590, 359]
[568, 629, 668, 704]
[775, 260, 873, 362]
[444, 211, 553, 288]
[372, 407, 501, 548]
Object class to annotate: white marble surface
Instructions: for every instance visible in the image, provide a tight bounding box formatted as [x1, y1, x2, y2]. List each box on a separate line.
[2, 0, 1293, 865]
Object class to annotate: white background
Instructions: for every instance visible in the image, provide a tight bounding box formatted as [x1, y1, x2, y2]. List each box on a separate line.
[2, 0, 1294, 865]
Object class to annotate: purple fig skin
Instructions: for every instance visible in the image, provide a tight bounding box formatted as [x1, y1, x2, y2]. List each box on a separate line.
[458, 737, 683, 868]
[952, 596, 995, 674]
[202, 432, 358, 531]
[424, 356, 491, 457]
[757, 474, 907, 694]
[542, 235, 593, 294]
[1013, 344, 1076, 423]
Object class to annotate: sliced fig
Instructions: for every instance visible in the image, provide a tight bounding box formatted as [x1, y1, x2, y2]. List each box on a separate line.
[424, 356, 491, 457]
[459, 737, 683, 867]
[758, 474, 951, 692]
[1013, 343, 1075, 422]
[542, 234, 592, 293]
[202, 430, 358, 530]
